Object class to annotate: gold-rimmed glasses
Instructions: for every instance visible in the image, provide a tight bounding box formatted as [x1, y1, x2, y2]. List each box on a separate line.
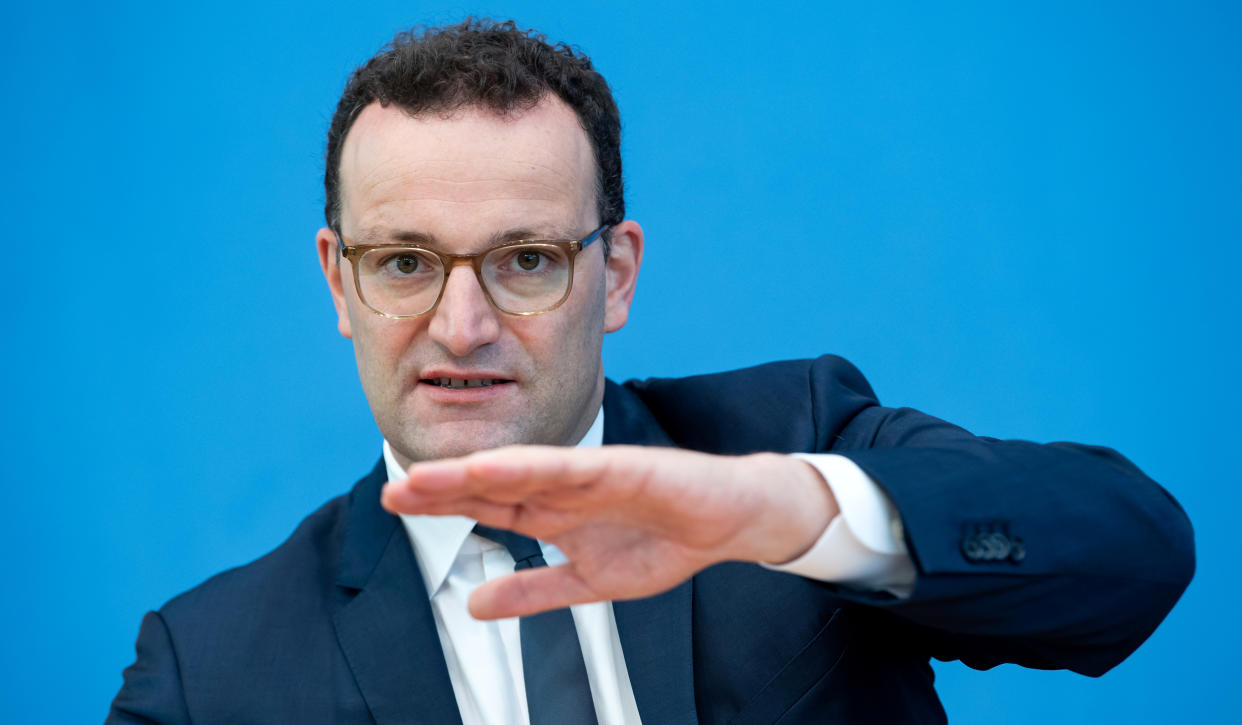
[336, 226, 608, 318]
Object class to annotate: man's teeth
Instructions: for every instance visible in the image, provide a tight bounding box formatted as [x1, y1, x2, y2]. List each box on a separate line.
[433, 378, 501, 389]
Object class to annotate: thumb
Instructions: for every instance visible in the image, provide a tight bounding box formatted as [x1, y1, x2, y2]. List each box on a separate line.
[467, 565, 595, 620]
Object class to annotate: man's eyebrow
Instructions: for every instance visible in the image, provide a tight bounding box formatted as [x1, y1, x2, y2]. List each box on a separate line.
[492, 226, 583, 243]
[383, 229, 436, 245]
[347, 227, 438, 245]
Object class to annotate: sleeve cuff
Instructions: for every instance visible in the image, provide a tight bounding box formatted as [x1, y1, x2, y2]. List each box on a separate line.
[762, 453, 916, 598]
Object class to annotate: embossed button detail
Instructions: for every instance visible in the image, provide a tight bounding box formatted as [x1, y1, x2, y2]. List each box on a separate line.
[960, 524, 1024, 564]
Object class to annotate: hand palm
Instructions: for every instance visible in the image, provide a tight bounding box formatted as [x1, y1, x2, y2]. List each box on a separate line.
[382, 445, 831, 618]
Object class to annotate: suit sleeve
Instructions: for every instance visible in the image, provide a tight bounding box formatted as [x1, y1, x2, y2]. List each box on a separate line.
[628, 354, 1195, 677]
[107, 610, 192, 724]
[822, 380, 1195, 676]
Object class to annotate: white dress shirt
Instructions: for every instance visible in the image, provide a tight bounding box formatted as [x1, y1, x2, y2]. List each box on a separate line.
[387, 407, 915, 725]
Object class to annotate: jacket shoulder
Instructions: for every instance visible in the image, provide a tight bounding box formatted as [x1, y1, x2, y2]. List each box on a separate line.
[121, 466, 390, 722]
[618, 355, 879, 454]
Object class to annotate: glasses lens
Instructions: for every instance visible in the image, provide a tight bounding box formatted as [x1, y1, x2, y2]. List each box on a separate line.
[356, 247, 444, 316]
[482, 244, 572, 313]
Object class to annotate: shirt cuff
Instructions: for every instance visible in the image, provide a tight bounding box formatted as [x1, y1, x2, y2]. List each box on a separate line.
[762, 453, 916, 598]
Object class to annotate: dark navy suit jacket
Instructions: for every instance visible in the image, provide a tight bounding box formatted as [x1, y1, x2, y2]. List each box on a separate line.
[109, 356, 1194, 724]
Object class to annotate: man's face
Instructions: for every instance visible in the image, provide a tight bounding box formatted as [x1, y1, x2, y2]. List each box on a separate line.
[317, 98, 641, 467]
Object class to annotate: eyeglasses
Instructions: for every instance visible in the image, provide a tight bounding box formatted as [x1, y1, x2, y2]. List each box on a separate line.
[336, 226, 608, 318]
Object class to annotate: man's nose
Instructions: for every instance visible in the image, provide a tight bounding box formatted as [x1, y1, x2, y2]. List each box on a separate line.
[427, 265, 502, 356]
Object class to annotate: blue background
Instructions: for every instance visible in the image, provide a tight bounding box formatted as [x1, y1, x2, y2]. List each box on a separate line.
[2, 1, 1238, 721]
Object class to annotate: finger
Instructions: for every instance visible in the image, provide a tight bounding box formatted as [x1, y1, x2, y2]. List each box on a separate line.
[385, 473, 527, 510]
[525, 484, 608, 511]
[395, 458, 471, 494]
[381, 488, 588, 539]
[394, 446, 619, 509]
[467, 564, 597, 620]
[386, 451, 558, 504]
[380, 475, 463, 511]
[381, 487, 517, 522]
[461, 446, 617, 497]
[387, 449, 568, 505]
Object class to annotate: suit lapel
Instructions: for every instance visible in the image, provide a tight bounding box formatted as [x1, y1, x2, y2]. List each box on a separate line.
[604, 381, 700, 725]
[332, 459, 463, 725]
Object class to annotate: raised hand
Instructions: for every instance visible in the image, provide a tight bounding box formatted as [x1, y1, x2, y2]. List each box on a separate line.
[381, 445, 838, 619]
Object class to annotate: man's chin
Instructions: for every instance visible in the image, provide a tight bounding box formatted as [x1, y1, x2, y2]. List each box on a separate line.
[395, 423, 541, 463]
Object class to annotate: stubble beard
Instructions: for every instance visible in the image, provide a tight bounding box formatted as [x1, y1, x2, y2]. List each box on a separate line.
[382, 368, 605, 465]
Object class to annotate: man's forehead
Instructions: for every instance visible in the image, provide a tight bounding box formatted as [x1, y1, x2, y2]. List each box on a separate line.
[337, 99, 595, 225]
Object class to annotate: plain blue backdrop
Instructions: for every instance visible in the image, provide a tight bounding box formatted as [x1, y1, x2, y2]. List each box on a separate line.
[2, 1, 1238, 722]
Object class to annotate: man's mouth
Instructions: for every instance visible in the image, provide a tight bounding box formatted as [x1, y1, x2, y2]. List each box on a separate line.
[421, 377, 511, 389]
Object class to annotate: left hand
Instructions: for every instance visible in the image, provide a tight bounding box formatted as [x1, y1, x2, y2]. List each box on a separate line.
[381, 445, 838, 619]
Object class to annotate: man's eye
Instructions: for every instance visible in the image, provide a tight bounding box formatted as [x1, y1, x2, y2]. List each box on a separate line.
[516, 250, 543, 271]
[392, 255, 421, 274]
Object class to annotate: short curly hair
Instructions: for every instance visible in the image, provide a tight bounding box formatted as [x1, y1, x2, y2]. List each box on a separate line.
[323, 19, 624, 251]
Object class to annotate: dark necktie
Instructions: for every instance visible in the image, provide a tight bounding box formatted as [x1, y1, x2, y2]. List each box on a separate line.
[472, 524, 600, 725]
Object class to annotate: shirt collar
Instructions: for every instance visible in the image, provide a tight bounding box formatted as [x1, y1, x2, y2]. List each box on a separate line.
[386, 405, 605, 596]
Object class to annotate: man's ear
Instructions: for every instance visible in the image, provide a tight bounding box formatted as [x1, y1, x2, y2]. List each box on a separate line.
[316, 227, 353, 339]
[603, 220, 644, 333]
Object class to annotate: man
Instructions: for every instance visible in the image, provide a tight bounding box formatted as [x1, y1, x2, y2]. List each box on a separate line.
[109, 19, 1194, 724]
